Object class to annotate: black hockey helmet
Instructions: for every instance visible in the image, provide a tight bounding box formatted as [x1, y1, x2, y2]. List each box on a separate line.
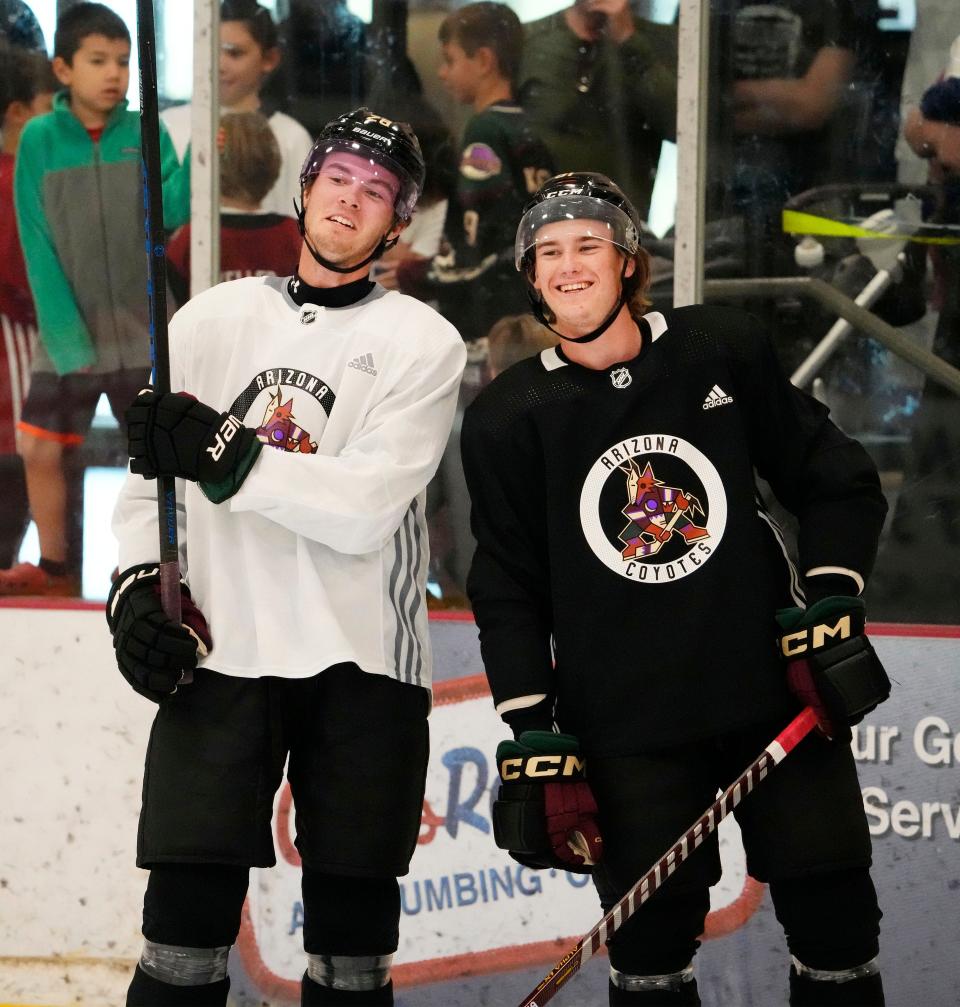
[514, 172, 641, 272]
[515, 173, 643, 344]
[299, 107, 426, 221]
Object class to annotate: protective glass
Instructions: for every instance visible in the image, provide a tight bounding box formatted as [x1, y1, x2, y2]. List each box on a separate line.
[514, 196, 640, 270]
[300, 140, 419, 218]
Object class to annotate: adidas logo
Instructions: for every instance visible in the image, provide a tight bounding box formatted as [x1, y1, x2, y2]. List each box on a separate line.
[702, 384, 733, 410]
[348, 352, 377, 376]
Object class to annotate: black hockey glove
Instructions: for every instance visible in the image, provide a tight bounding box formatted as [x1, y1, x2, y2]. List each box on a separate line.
[106, 564, 213, 703]
[776, 596, 891, 742]
[126, 388, 262, 503]
[493, 731, 602, 874]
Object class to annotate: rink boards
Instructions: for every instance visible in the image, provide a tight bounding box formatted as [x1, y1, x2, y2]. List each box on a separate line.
[0, 606, 957, 1006]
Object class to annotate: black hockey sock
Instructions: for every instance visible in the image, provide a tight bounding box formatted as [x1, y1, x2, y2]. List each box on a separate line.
[38, 557, 68, 577]
[127, 963, 230, 1006]
[301, 972, 393, 1005]
[608, 977, 701, 1005]
[789, 966, 885, 1006]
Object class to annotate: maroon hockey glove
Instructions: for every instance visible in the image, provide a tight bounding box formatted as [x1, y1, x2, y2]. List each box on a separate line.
[125, 388, 262, 503]
[493, 731, 602, 874]
[776, 596, 891, 742]
[106, 564, 212, 703]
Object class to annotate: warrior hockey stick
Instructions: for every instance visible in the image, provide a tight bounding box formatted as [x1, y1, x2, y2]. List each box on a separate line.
[136, 0, 187, 677]
[516, 706, 819, 1007]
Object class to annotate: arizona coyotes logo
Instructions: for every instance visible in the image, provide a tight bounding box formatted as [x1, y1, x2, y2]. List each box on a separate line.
[255, 388, 318, 454]
[619, 459, 710, 559]
[579, 433, 728, 584]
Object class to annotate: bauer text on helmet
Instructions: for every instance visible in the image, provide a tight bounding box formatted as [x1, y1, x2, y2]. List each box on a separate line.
[300, 108, 426, 221]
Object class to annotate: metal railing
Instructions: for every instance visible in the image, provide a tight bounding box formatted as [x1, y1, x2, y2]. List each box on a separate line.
[703, 276, 960, 398]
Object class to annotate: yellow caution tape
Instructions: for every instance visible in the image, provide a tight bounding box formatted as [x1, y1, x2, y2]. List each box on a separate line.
[782, 209, 960, 245]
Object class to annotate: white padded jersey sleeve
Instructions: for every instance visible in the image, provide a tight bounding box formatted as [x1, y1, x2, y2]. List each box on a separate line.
[228, 332, 466, 554]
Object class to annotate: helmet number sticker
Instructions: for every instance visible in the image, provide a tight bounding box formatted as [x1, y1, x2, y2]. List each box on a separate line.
[523, 166, 552, 194]
[463, 210, 479, 248]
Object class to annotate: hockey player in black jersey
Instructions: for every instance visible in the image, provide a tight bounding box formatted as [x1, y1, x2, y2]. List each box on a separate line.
[461, 173, 892, 1005]
[107, 109, 466, 1006]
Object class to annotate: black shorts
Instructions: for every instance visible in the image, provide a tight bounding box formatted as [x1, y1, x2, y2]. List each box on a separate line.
[19, 368, 149, 442]
[589, 716, 872, 905]
[137, 664, 430, 876]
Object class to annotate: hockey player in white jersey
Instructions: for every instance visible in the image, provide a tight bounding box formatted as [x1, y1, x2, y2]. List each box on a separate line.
[462, 173, 892, 1005]
[107, 108, 466, 1006]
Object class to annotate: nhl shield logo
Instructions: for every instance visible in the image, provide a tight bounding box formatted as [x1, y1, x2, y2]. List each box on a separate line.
[610, 367, 632, 389]
[300, 309, 317, 325]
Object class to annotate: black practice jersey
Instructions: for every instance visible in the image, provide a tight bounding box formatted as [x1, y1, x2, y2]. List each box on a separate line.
[462, 305, 888, 757]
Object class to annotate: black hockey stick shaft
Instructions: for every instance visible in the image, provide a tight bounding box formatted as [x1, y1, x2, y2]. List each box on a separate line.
[516, 706, 819, 1007]
[136, 0, 186, 672]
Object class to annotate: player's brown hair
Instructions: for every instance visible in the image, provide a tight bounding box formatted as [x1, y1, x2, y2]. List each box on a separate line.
[624, 248, 653, 316]
[219, 112, 281, 206]
[438, 2, 523, 84]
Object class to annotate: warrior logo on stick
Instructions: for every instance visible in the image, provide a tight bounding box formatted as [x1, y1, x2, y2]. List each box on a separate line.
[619, 459, 709, 559]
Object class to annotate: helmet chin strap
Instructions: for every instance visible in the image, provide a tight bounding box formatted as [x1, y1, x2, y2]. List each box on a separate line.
[529, 259, 630, 344]
[294, 195, 399, 275]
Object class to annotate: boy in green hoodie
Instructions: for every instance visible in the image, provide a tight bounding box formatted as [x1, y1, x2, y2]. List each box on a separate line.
[1, 2, 188, 596]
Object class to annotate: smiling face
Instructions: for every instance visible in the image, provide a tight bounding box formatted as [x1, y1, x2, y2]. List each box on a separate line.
[219, 20, 279, 110]
[53, 34, 129, 127]
[531, 219, 634, 337]
[300, 150, 406, 271]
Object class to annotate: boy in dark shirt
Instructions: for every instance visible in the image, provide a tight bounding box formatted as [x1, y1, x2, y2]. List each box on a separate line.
[381, 1, 555, 343]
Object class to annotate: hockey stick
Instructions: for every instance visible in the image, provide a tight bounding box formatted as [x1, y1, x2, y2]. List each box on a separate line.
[516, 706, 819, 1007]
[136, 0, 188, 678]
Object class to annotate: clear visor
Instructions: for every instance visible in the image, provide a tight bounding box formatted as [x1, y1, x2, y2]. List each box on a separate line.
[300, 140, 419, 219]
[515, 196, 639, 270]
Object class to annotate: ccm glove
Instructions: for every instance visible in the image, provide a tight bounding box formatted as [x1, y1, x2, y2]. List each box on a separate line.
[777, 596, 891, 742]
[493, 731, 602, 874]
[126, 388, 262, 503]
[106, 564, 213, 703]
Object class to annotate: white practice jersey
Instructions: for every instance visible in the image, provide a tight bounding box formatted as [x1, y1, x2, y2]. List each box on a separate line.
[113, 276, 466, 689]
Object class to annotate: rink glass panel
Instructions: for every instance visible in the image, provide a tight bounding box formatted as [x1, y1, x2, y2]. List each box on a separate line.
[4, 1, 956, 624]
[700, 0, 960, 624]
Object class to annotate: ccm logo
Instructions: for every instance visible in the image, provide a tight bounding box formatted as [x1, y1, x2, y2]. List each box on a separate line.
[500, 754, 585, 780]
[206, 415, 242, 462]
[781, 615, 851, 657]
